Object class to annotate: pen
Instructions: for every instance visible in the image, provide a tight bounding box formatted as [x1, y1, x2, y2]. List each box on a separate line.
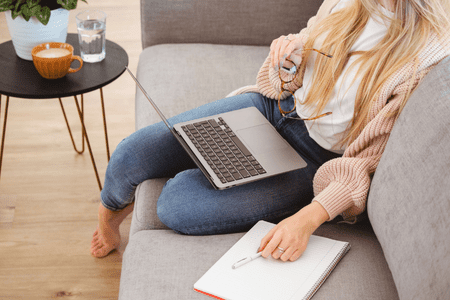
[232, 252, 263, 269]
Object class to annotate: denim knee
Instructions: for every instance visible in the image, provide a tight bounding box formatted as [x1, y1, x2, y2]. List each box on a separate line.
[156, 173, 193, 234]
[101, 137, 138, 210]
[155, 169, 215, 234]
[156, 196, 187, 234]
[105, 137, 135, 184]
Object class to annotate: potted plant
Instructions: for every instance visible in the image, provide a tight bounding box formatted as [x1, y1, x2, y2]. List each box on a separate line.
[1, 0, 88, 60]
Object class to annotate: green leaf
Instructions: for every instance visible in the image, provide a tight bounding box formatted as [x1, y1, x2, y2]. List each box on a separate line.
[57, 0, 77, 10]
[26, 0, 39, 8]
[0, 5, 14, 12]
[11, 9, 22, 19]
[0, 5, 14, 13]
[30, 3, 41, 16]
[0, 0, 14, 12]
[35, 5, 50, 25]
[11, 0, 24, 19]
[13, 0, 22, 10]
[21, 3, 31, 21]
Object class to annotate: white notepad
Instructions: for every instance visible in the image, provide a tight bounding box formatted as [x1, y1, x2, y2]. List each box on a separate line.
[194, 220, 350, 300]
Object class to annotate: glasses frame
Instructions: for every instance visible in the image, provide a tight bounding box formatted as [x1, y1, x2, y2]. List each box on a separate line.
[277, 48, 333, 121]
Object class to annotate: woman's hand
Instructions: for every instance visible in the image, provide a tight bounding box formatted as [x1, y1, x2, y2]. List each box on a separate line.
[270, 33, 304, 71]
[259, 202, 329, 262]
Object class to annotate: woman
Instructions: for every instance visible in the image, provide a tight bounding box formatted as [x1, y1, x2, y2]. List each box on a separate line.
[90, 0, 450, 259]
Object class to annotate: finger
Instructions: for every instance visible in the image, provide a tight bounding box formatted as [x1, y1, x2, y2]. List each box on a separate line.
[286, 43, 304, 66]
[259, 226, 278, 253]
[275, 35, 295, 70]
[286, 36, 303, 52]
[280, 246, 296, 262]
[269, 38, 279, 68]
[289, 52, 303, 67]
[271, 36, 286, 69]
[277, 40, 293, 70]
[280, 59, 294, 72]
[279, 34, 299, 66]
[289, 241, 309, 262]
[270, 36, 285, 68]
[285, 43, 300, 60]
[261, 232, 282, 258]
[271, 241, 290, 260]
[286, 33, 297, 41]
[289, 249, 304, 262]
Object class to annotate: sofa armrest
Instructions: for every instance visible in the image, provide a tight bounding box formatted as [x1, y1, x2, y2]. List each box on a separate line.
[130, 178, 170, 236]
[140, 0, 323, 49]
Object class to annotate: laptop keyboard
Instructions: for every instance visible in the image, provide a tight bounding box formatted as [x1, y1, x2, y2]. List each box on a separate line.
[181, 118, 266, 184]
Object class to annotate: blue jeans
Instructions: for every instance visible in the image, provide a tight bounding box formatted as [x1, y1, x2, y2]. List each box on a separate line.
[101, 93, 341, 235]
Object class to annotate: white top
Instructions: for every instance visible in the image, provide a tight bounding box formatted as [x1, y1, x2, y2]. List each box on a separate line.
[295, 0, 394, 153]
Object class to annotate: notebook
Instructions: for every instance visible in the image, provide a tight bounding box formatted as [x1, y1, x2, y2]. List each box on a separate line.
[126, 67, 307, 190]
[194, 220, 350, 300]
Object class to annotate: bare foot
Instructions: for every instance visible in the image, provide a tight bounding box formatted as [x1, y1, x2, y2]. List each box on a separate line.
[91, 202, 134, 258]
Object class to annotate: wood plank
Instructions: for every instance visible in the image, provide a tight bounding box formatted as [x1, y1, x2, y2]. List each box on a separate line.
[0, 0, 141, 298]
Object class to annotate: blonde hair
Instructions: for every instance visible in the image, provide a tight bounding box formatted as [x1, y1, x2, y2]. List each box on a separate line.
[300, 0, 450, 148]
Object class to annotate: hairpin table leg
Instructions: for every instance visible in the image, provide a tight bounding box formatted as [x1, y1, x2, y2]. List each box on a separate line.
[73, 95, 103, 191]
[0, 94, 10, 180]
[59, 95, 85, 155]
[59, 90, 110, 190]
[100, 88, 110, 162]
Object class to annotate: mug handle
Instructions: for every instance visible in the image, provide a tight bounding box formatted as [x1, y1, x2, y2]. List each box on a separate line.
[68, 55, 83, 73]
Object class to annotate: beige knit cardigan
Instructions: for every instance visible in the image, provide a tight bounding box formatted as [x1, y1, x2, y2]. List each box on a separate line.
[228, 0, 450, 222]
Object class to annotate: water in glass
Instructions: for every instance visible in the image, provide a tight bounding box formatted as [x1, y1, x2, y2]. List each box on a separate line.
[77, 19, 106, 63]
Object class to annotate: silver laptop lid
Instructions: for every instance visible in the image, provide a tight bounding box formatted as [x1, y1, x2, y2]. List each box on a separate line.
[126, 66, 172, 130]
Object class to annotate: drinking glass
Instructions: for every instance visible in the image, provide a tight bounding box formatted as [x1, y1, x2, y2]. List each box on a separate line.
[76, 10, 106, 63]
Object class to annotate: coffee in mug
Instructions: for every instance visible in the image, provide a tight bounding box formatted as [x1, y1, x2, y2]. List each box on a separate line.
[35, 48, 72, 58]
[32, 42, 83, 79]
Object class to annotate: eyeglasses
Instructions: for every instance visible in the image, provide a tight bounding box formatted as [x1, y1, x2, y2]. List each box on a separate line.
[278, 48, 333, 121]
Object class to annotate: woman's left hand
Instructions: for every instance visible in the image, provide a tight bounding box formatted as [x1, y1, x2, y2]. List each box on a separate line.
[269, 33, 304, 71]
[259, 202, 329, 262]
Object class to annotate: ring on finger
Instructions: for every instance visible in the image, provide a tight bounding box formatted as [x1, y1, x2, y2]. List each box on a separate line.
[284, 36, 291, 41]
[277, 247, 285, 253]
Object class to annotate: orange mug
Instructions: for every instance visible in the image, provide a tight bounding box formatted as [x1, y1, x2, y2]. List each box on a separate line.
[32, 42, 83, 79]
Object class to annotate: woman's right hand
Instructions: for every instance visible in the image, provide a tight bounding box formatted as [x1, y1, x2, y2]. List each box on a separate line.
[270, 33, 304, 71]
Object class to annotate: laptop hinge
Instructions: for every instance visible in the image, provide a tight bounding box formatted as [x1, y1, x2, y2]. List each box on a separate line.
[171, 128, 219, 190]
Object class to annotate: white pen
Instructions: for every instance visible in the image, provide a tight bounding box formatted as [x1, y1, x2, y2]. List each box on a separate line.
[232, 252, 263, 269]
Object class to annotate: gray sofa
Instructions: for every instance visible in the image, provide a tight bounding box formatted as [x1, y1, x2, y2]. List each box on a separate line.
[119, 0, 450, 299]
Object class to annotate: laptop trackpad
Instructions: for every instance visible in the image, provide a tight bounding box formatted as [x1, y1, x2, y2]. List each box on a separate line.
[237, 124, 289, 155]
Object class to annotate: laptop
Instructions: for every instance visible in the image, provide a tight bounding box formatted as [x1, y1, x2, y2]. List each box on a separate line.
[126, 67, 307, 190]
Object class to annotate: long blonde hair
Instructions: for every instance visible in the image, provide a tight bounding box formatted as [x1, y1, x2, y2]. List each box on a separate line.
[300, 0, 450, 148]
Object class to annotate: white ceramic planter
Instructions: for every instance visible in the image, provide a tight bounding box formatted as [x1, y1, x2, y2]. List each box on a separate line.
[5, 8, 69, 61]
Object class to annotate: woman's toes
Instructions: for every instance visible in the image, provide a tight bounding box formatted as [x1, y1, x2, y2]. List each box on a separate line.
[91, 243, 116, 258]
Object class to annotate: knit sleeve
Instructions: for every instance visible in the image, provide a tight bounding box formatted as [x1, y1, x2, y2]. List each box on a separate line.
[312, 157, 378, 222]
[312, 31, 450, 222]
[312, 92, 407, 222]
[311, 61, 437, 222]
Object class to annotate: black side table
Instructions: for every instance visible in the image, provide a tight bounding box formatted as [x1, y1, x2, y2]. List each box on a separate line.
[0, 33, 129, 191]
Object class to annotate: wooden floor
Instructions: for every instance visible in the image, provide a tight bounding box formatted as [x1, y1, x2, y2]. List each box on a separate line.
[0, 1, 141, 298]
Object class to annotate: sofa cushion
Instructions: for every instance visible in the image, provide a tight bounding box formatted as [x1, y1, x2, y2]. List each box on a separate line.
[368, 57, 450, 299]
[119, 221, 398, 300]
[140, 0, 323, 48]
[131, 178, 170, 234]
[135, 44, 268, 130]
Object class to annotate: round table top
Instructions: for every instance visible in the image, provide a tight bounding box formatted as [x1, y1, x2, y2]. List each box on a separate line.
[0, 33, 129, 99]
